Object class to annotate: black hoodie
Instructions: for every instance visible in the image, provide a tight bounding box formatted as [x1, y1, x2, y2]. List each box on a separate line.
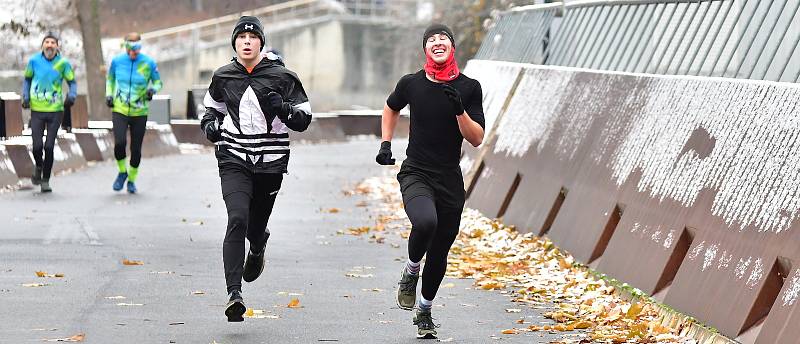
[201, 56, 312, 174]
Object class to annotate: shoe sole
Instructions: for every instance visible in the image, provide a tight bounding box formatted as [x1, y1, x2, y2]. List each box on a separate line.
[225, 300, 246, 322]
[417, 330, 437, 339]
[243, 263, 264, 283]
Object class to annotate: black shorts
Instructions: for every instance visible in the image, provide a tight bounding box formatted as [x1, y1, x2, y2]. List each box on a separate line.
[397, 158, 465, 211]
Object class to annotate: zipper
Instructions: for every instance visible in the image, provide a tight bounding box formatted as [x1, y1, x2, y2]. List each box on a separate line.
[127, 59, 134, 114]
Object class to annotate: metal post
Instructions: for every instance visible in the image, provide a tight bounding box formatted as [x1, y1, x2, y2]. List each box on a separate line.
[604, 4, 643, 70]
[672, 0, 716, 74]
[689, 0, 732, 76]
[552, 7, 586, 65]
[641, 1, 680, 73]
[777, 13, 800, 81]
[604, 5, 632, 69]
[653, 1, 693, 74]
[625, 2, 665, 71]
[546, 7, 577, 65]
[570, 6, 606, 67]
[553, 7, 591, 65]
[719, 0, 772, 77]
[613, 4, 651, 71]
[525, 10, 556, 64]
[591, 5, 625, 69]
[576, 5, 613, 68]
[559, 7, 594, 66]
[745, 0, 792, 79]
[707, 0, 748, 76]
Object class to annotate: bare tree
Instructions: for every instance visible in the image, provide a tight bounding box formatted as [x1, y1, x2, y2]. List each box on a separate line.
[76, 0, 107, 120]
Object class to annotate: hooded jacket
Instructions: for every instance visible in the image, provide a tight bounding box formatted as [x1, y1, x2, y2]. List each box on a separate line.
[201, 56, 312, 174]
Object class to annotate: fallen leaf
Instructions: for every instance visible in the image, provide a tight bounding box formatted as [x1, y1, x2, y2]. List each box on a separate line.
[22, 283, 48, 287]
[441, 283, 456, 288]
[122, 259, 144, 266]
[35, 271, 64, 278]
[505, 308, 522, 313]
[168, 322, 184, 325]
[191, 291, 205, 295]
[501, 329, 518, 335]
[287, 298, 302, 308]
[345, 273, 373, 278]
[325, 208, 340, 213]
[44, 333, 84, 342]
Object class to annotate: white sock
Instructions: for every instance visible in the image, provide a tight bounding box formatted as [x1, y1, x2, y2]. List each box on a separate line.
[418, 296, 433, 310]
[405, 259, 421, 275]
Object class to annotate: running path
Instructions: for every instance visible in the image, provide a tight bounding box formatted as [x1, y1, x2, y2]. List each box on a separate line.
[0, 140, 564, 343]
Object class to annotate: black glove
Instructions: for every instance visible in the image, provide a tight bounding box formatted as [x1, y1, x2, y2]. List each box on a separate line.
[203, 120, 221, 142]
[375, 141, 395, 165]
[442, 84, 464, 116]
[22, 99, 30, 109]
[106, 96, 114, 108]
[145, 88, 155, 101]
[266, 91, 291, 121]
[64, 96, 75, 107]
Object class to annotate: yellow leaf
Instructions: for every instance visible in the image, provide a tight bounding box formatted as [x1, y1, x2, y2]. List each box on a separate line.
[442, 283, 456, 288]
[245, 308, 254, 317]
[44, 333, 85, 342]
[287, 298, 301, 308]
[35, 271, 46, 277]
[626, 302, 644, 319]
[122, 259, 144, 266]
[501, 329, 518, 334]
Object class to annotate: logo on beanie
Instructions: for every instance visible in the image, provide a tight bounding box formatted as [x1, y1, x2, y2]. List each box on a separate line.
[244, 24, 254, 30]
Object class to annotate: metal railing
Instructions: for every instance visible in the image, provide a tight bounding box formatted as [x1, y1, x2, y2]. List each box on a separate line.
[476, 0, 800, 83]
[103, 0, 421, 62]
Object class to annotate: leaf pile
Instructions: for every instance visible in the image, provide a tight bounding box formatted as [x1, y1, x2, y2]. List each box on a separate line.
[347, 176, 698, 343]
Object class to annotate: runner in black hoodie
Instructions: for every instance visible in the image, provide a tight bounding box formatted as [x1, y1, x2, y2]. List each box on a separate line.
[376, 24, 485, 338]
[200, 16, 312, 322]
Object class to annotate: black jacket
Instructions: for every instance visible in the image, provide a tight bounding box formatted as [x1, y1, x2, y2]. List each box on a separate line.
[201, 56, 312, 174]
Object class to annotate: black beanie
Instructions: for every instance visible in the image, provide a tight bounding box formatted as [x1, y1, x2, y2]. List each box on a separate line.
[42, 31, 60, 45]
[231, 16, 266, 51]
[423, 24, 454, 50]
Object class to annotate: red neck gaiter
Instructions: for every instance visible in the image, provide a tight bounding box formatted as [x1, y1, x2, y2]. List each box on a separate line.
[424, 49, 460, 82]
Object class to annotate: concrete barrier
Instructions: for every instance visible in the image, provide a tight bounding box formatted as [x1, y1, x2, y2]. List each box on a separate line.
[0, 145, 18, 188]
[142, 123, 181, 158]
[170, 120, 210, 146]
[464, 61, 800, 343]
[73, 129, 114, 161]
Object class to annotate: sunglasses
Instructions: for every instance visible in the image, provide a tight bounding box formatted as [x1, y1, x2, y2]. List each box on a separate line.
[124, 41, 142, 51]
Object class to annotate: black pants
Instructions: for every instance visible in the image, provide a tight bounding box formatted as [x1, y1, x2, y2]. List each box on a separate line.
[398, 160, 465, 301]
[30, 111, 63, 180]
[219, 163, 283, 293]
[112, 112, 147, 168]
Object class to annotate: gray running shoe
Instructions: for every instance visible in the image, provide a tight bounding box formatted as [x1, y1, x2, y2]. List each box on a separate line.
[225, 290, 246, 322]
[32, 166, 42, 185]
[40, 180, 52, 193]
[413, 308, 438, 339]
[396, 268, 418, 310]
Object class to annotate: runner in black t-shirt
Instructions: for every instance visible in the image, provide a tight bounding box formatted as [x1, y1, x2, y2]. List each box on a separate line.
[376, 24, 485, 339]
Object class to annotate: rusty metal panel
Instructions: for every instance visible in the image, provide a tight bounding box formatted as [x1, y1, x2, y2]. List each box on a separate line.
[459, 60, 524, 188]
[73, 130, 113, 162]
[69, 95, 90, 129]
[466, 61, 800, 340]
[141, 125, 181, 158]
[170, 120, 211, 146]
[52, 136, 87, 174]
[0, 146, 18, 188]
[3, 143, 33, 178]
[1, 95, 23, 138]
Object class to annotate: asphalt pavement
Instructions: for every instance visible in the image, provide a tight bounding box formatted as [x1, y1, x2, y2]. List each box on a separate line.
[0, 139, 566, 343]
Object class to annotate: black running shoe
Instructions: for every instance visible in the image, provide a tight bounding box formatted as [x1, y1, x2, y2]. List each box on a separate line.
[242, 248, 265, 283]
[413, 308, 438, 339]
[225, 290, 246, 322]
[32, 166, 42, 185]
